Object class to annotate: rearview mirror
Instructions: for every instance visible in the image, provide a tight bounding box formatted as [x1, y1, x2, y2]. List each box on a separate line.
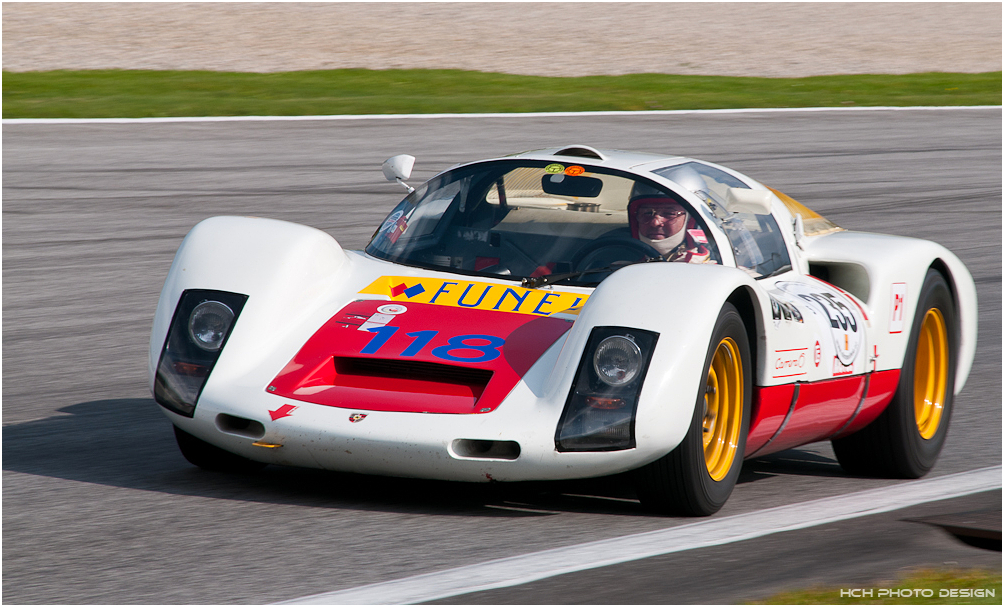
[723, 188, 775, 215]
[541, 174, 603, 198]
[382, 154, 416, 193]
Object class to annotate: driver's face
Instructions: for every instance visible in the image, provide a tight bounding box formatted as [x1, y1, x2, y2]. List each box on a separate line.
[637, 202, 687, 240]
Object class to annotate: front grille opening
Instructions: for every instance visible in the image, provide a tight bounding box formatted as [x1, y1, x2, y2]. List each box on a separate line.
[333, 357, 493, 400]
[452, 439, 521, 460]
[216, 414, 266, 439]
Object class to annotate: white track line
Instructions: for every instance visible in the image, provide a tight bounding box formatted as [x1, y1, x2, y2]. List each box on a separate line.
[3, 106, 1000, 125]
[280, 466, 1001, 605]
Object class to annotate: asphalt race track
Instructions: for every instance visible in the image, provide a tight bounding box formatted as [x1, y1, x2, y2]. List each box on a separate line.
[3, 108, 1001, 604]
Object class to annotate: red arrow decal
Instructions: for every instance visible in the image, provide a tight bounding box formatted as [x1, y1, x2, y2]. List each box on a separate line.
[269, 404, 298, 420]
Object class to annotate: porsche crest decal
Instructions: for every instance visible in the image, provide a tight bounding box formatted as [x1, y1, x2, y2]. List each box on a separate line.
[359, 276, 588, 317]
[348, 413, 368, 423]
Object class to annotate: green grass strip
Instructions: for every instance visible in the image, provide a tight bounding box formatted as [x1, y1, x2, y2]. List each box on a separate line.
[2, 69, 1000, 119]
[750, 569, 1002, 605]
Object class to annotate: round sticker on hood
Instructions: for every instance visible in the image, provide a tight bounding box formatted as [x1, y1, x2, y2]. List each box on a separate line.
[376, 304, 408, 315]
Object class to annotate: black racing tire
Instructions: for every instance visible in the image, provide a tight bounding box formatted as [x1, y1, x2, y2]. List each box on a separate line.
[634, 302, 752, 516]
[832, 269, 956, 478]
[174, 425, 267, 473]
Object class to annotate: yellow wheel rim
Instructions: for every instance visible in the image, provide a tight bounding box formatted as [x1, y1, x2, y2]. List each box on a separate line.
[703, 337, 743, 481]
[914, 308, 948, 439]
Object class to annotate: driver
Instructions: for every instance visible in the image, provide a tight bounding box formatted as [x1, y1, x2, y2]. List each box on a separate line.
[628, 196, 712, 263]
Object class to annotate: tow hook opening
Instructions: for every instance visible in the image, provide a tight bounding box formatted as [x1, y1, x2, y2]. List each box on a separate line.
[215, 414, 266, 439]
[451, 439, 521, 460]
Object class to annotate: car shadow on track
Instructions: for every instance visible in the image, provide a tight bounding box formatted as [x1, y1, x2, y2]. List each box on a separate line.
[2, 398, 847, 519]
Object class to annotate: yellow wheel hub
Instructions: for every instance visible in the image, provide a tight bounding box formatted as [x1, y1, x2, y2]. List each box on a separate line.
[703, 337, 743, 481]
[914, 308, 948, 439]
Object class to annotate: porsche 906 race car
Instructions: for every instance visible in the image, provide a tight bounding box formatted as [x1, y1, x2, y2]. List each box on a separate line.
[150, 145, 976, 515]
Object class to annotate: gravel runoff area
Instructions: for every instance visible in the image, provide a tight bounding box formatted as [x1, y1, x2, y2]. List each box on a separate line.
[3, 2, 1001, 77]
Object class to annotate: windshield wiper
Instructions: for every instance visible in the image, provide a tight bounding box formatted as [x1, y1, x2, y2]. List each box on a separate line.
[521, 256, 663, 288]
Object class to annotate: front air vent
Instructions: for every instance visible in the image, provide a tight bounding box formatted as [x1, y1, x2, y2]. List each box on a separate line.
[216, 414, 266, 439]
[554, 145, 606, 160]
[451, 439, 521, 460]
[335, 357, 493, 388]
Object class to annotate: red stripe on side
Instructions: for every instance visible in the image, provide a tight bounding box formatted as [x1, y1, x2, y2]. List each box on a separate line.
[754, 375, 866, 456]
[745, 383, 796, 455]
[832, 369, 901, 438]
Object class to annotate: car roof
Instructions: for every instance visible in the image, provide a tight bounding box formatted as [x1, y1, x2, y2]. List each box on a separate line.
[506, 145, 686, 171]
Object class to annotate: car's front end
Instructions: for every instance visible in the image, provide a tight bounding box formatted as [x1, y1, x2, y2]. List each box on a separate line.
[151, 150, 761, 483]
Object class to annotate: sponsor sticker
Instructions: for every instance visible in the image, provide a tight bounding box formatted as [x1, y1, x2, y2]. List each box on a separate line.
[360, 276, 589, 317]
[544, 163, 565, 174]
[832, 356, 854, 376]
[687, 228, 708, 244]
[358, 312, 398, 332]
[379, 210, 404, 234]
[772, 348, 808, 378]
[388, 216, 409, 243]
[889, 282, 907, 333]
[769, 294, 804, 326]
[814, 340, 822, 367]
[564, 165, 585, 176]
[777, 281, 862, 366]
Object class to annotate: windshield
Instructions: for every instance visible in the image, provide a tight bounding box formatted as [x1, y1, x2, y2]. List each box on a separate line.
[366, 160, 722, 285]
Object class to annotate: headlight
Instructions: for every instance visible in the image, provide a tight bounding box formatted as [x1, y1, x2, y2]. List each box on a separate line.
[188, 301, 235, 351]
[556, 327, 658, 452]
[593, 335, 642, 386]
[154, 290, 248, 417]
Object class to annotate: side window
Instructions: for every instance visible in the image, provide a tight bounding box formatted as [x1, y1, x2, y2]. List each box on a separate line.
[654, 161, 790, 277]
[721, 213, 791, 277]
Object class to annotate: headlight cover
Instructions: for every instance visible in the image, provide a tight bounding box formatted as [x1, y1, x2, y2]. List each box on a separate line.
[188, 301, 235, 351]
[154, 289, 248, 417]
[593, 335, 643, 386]
[556, 327, 658, 452]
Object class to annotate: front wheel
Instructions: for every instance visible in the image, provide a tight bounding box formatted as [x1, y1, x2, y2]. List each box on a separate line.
[832, 269, 956, 477]
[174, 426, 267, 473]
[634, 302, 751, 516]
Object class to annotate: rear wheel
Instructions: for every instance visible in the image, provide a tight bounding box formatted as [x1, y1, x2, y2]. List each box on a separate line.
[174, 426, 267, 473]
[635, 303, 751, 516]
[832, 269, 956, 477]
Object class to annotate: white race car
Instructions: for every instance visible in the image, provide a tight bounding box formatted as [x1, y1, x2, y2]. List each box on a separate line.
[150, 145, 976, 515]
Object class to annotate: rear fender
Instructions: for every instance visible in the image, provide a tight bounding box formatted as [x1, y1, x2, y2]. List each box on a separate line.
[805, 231, 976, 392]
[148, 216, 348, 391]
[559, 262, 762, 461]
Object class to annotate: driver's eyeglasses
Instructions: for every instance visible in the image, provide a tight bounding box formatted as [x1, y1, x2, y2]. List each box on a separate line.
[638, 208, 686, 220]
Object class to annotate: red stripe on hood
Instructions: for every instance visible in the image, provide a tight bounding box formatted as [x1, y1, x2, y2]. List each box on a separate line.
[268, 300, 573, 413]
